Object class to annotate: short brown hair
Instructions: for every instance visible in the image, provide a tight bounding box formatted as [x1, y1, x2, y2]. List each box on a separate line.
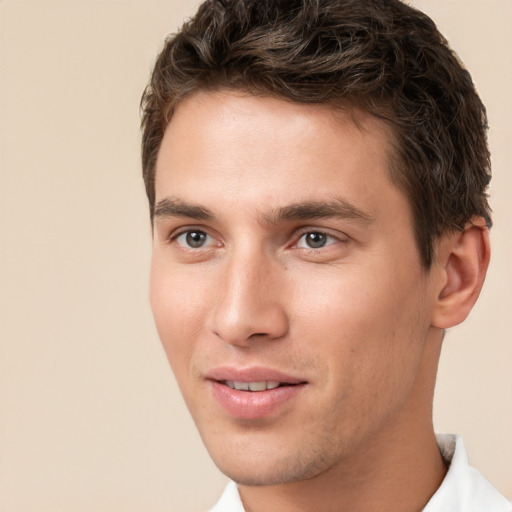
[141, 0, 492, 266]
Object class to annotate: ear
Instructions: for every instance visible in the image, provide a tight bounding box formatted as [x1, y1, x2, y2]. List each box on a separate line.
[431, 217, 490, 329]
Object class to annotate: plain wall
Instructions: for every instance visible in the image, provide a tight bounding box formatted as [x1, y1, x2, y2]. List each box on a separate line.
[0, 1, 510, 510]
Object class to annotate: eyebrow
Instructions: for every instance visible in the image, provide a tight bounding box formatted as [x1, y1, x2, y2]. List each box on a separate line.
[154, 197, 214, 220]
[153, 196, 373, 224]
[264, 199, 374, 225]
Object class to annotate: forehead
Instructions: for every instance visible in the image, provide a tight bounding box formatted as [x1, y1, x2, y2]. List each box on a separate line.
[154, 90, 408, 227]
[162, 90, 394, 158]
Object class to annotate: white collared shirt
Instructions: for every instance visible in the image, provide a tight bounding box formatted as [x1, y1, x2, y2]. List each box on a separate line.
[209, 434, 511, 512]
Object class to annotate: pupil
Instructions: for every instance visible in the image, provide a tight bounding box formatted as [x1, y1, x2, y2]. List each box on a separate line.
[306, 232, 326, 248]
[186, 231, 206, 248]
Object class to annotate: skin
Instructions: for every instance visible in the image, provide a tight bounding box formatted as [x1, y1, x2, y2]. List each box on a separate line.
[149, 90, 489, 512]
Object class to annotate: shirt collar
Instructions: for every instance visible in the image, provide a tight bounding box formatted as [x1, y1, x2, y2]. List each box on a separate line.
[423, 434, 511, 512]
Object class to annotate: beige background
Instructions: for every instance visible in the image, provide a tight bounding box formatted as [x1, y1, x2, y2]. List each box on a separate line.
[0, 0, 510, 510]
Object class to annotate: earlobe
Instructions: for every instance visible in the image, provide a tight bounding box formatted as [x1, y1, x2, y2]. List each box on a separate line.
[431, 217, 490, 329]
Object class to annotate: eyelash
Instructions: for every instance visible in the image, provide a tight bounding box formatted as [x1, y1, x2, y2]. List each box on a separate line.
[294, 231, 341, 250]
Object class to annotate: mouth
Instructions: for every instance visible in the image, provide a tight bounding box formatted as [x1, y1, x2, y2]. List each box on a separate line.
[206, 366, 306, 385]
[206, 368, 307, 420]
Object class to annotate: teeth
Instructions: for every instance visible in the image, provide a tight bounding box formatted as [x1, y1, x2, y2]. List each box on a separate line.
[225, 380, 282, 391]
[248, 381, 266, 391]
[234, 381, 249, 391]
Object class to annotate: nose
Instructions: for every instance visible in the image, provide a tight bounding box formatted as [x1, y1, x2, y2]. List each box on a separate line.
[207, 248, 289, 347]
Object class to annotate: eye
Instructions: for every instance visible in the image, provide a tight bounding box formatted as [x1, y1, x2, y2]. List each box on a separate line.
[174, 230, 214, 249]
[296, 231, 337, 249]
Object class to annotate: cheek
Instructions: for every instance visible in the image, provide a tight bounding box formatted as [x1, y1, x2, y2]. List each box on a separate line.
[294, 264, 429, 394]
[291, 264, 401, 340]
[149, 257, 208, 370]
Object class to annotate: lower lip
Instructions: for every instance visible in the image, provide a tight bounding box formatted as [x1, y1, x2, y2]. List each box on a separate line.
[210, 381, 306, 420]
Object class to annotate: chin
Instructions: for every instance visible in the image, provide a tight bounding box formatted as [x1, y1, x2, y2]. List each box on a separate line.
[209, 446, 335, 487]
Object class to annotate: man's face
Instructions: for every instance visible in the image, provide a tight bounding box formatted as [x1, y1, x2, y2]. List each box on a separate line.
[150, 91, 442, 485]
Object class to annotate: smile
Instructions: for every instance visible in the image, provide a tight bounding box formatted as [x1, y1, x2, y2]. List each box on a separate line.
[207, 371, 307, 419]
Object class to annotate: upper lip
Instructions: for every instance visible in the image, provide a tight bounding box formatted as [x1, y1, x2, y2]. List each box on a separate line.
[205, 366, 306, 384]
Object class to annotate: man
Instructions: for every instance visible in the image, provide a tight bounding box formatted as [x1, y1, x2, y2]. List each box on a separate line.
[140, 0, 511, 510]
